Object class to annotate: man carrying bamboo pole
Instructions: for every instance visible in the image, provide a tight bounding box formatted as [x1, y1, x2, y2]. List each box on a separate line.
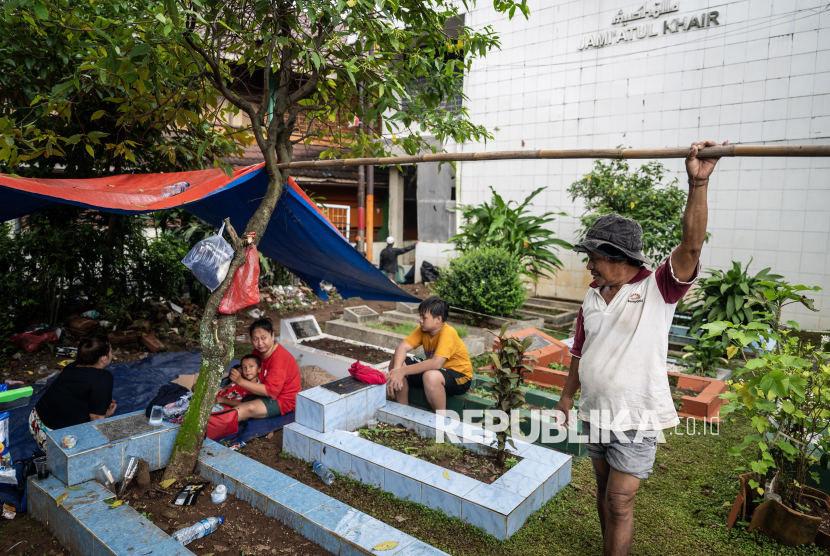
[555, 140, 727, 556]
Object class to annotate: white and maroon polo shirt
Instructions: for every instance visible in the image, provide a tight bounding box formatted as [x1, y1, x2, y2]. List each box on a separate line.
[570, 254, 699, 431]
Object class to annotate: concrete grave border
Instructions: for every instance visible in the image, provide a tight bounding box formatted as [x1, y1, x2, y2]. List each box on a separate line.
[284, 401, 572, 540]
[279, 316, 393, 379]
[31, 420, 450, 556]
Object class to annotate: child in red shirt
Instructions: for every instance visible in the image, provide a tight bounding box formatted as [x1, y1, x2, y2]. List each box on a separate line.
[216, 354, 261, 409]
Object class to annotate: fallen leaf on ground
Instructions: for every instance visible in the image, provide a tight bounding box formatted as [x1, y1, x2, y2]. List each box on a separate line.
[213, 545, 229, 552]
[163, 509, 177, 519]
[67, 486, 83, 491]
[394, 516, 406, 522]
[109, 500, 122, 509]
[442, 470, 450, 480]
[159, 478, 176, 489]
[266, 432, 274, 439]
[373, 541, 399, 551]
[56, 491, 68, 507]
[658, 464, 668, 470]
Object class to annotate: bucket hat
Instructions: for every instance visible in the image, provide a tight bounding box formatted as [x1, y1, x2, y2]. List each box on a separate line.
[573, 213, 652, 266]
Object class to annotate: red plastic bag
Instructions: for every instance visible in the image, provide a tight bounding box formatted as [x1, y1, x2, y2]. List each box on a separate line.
[9, 331, 58, 353]
[349, 361, 387, 385]
[218, 246, 260, 315]
[206, 408, 239, 439]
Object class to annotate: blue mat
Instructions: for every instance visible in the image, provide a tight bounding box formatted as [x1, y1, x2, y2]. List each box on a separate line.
[5, 350, 293, 482]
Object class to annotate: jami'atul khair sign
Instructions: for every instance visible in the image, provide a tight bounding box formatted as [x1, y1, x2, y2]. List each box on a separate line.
[578, 1, 720, 51]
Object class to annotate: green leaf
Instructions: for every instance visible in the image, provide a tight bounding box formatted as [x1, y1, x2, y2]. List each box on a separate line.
[776, 439, 798, 455]
[32, 1, 47, 19]
[781, 400, 795, 414]
[91, 110, 106, 120]
[85, 144, 94, 157]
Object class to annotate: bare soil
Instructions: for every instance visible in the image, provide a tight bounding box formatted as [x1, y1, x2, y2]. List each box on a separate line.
[301, 338, 391, 365]
[357, 422, 520, 483]
[2, 346, 150, 386]
[2, 284, 431, 386]
[123, 470, 333, 556]
[799, 494, 830, 536]
[0, 513, 71, 556]
[234, 284, 430, 340]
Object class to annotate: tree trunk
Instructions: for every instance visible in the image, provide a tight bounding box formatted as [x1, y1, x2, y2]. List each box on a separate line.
[163, 169, 287, 482]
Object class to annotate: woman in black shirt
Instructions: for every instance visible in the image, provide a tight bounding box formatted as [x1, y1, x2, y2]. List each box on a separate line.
[28, 335, 117, 452]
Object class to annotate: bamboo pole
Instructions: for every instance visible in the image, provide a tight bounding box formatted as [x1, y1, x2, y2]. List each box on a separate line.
[275, 144, 830, 170]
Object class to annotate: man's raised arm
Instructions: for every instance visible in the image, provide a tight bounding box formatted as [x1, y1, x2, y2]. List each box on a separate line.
[672, 140, 728, 282]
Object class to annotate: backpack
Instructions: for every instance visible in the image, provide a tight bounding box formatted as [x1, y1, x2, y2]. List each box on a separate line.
[206, 408, 241, 440]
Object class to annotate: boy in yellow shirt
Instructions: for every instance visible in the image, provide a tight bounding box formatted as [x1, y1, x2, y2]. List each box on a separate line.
[386, 296, 473, 411]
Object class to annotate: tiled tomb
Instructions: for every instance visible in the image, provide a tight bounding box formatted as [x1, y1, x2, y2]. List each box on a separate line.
[45, 410, 180, 486]
[284, 401, 572, 540]
[32, 420, 448, 556]
[295, 377, 387, 433]
[279, 315, 393, 378]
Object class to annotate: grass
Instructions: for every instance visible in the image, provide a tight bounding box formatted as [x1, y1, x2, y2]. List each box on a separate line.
[286, 418, 827, 555]
[366, 321, 470, 340]
[544, 328, 571, 341]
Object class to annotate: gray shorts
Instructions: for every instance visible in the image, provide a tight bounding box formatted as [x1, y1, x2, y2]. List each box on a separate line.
[582, 421, 658, 480]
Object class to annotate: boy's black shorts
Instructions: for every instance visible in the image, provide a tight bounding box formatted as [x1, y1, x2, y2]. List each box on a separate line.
[403, 354, 471, 396]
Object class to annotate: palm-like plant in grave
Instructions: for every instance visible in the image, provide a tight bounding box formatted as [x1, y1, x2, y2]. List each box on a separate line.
[488, 324, 537, 467]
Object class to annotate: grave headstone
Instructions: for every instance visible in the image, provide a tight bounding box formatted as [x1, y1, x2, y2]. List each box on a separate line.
[343, 305, 380, 324]
[280, 315, 323, 343]
[396, 302, 420, 315]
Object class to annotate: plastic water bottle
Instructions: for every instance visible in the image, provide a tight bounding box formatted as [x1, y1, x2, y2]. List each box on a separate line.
[172, 517, 224, 546]
[312, 460, 335, 485]
[161, 181, 190, 198]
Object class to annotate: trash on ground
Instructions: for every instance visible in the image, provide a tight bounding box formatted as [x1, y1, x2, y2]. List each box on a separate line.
[312, 460, 335, 485]
[211, 484, 227, 504]
[2, 502, 15, 519]
[172, 482, 208, 506]
[171, 516, 223, 546]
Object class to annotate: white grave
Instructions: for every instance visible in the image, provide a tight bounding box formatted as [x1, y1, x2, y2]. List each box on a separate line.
[343, 305, 380, 324]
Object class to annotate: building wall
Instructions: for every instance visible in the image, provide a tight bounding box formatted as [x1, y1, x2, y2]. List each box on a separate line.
[456, 0, 830, 330]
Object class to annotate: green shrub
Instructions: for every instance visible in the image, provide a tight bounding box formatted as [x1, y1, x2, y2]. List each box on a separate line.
[680, 259, 783, 335]
[568, 157, 692, 264]
[434, 247, 527, 321]
[451, 186, 572, 282]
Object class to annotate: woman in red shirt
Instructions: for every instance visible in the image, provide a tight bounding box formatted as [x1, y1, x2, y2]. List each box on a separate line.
[228, 319, 301, 421]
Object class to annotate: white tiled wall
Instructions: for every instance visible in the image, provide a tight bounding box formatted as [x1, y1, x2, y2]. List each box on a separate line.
[455, 0, 830, 330]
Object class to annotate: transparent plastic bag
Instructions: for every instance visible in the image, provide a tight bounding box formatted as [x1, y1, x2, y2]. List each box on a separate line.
[182, 223, 234, 292]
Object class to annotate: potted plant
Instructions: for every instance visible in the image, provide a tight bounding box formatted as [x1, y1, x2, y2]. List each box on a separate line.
[703, 281, 830, 546]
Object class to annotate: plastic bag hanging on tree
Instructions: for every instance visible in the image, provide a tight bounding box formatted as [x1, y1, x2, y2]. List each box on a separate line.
[218, 245, 261, 315]
[181, 223, 234, 292]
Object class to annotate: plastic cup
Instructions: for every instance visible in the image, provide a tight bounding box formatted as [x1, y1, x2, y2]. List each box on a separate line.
[34, 456, 49, 481]
[211, 484, 227, 503]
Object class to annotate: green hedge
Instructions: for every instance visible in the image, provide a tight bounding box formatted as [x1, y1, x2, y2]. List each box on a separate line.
[434, 247, 526, 321]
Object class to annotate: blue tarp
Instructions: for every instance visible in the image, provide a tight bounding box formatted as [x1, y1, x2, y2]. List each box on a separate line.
[2, 350, 294, 509]
[0, 165, 418, 303]
[6, 350, 296, 461]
